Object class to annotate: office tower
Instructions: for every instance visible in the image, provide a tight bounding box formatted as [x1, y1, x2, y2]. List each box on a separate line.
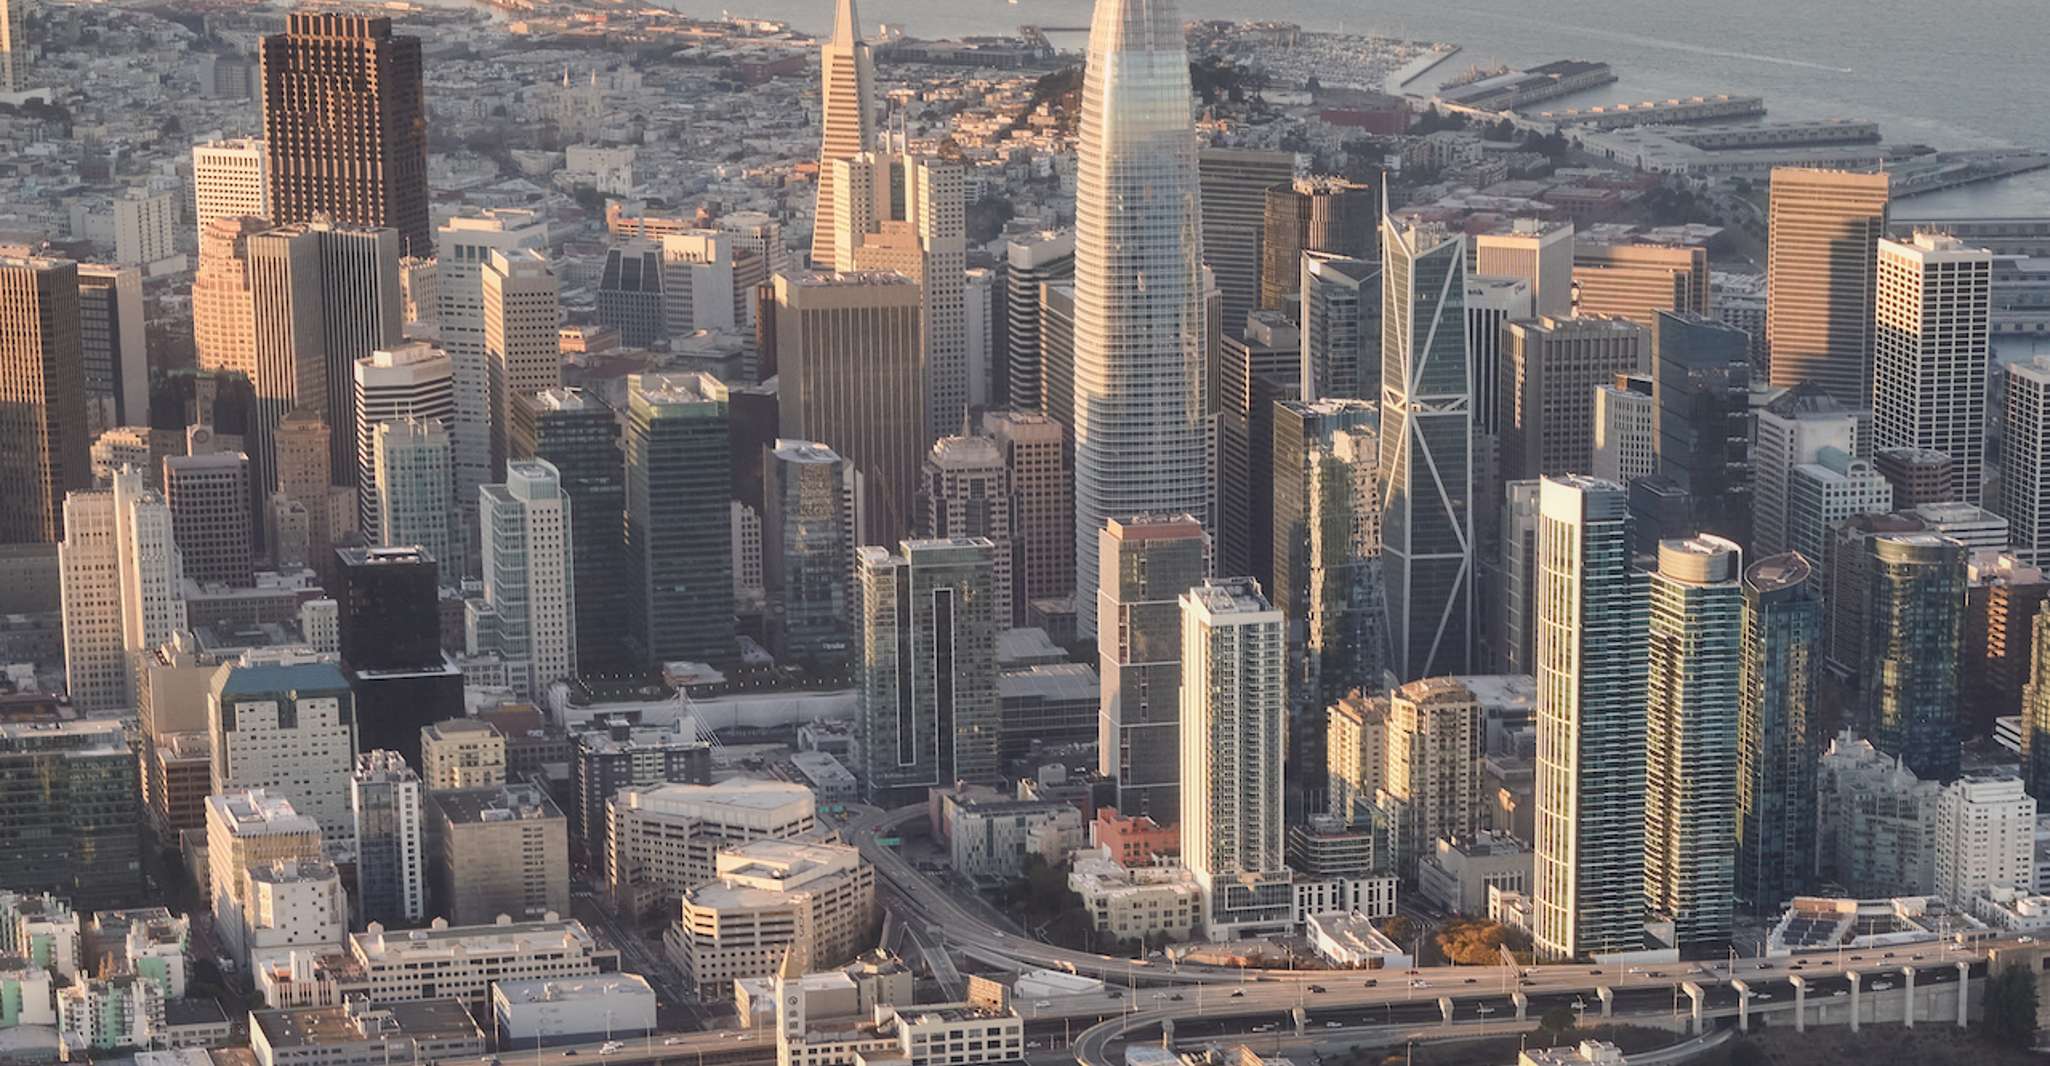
[1873, 447, 1955, 509]
[1380, 219, 1473, 681]
[0, 0, 27, 91]
[209, 655, 360, 851]
[75, 265, 148, 435]
[1967, 555, 2048, 740]
[59, 470, 185, 713]
[1786, 447, 1893, 566]
[1217, 313, 1300, 579]
[162, 452, 254, 586]
[0, 720, 142, 910]
[1641, 536, 1742, 952]
[204, 790, 324, 965]
[773, 272, 924, 544]
[1532, 476, 1647, 960]
[1326, 690, 1386, 830]
[1272, 401, 1383, 717]
[1260, 178, 1375, 314]
[511, 389, 626, 674]
[810, 0, 876, 266]
[353, 342, 454, 534]
[1570, 241, 1708, 326]
[260, 12, 429, 256]
[1475, 220, 1574, 317]
[596, 240, 665, 347]
[191, 217, 264, 381]
[334, 546, 460, 768]
[400, 256, 436, 327]
[482, 249, 560, 474]
[856, 538, 999, 803]
[306, 222, 407, 484]
[426, 782, 568, 924]
[1003, 231, 1074, 410]
[1179, 578, 1293, 937]
[1865, 532, 1966, 782]
[923, 437, 1013, 624]
[371, 419, 459, 572]
[1652, 311, 1752, 542]
[1499, 315, 1648, 482]
[350, 750, 425, 926]
[980, 411, 1072, 625]
[1198, 149, 1296, 337]
[1753, 383, 1867, 557]
[1765, 168, 1890, 404]
[1494, 480, 1542, 676]
[660, 232, 737, 335]
[272, 410, 334, 576]
[439, 210, 548, 513]
[1591, 374, 1655, 485]
[479, 460, 577, 698]
[2002, 357, 2050, 565]
[1380, 678, 1484, 877]
[1096, 515, 1206, 821]
[1870, 233, 1993, 508]
[109, 189, 177, 269]
[0, 256, 89, 544]
[191, 138, 270, 245]
[1465, 275, 1535, 443]
[1824, 512, 1927, 679]
[1038, 281, 1077, 431]
[2025, 611, 2050, 800]
[763, 440, 859, 662]
[1735, 553, 1821, 910]
[1299, 252, 1379, 402]
[1936, 777, 2036, 906]
[624, 373, 734, 665]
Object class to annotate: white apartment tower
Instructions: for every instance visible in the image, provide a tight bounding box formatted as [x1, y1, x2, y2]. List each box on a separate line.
[1873, 232, 1993, 504]
[2000, 357, 2050, 564]
[482, 248, 561, 474]
[1934, 775, 2036, 907]
[191, 139, 270, 245]
[1752, 384, 1866, 558]
[59, 469, 186, 714]
[209, 656, 360, 853]
[437, 209, 549, 514]
[372, 418, 461, 579]
[1532, 476, 1648, 960]
[480, 460, 578, 698]
[353, 341, 456, 537]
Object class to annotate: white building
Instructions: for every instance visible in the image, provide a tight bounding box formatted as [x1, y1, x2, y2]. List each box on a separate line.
[491, 973, 657, 1048]
[341, 917, 615, 1007]
[1067, 851, 1202, 943]
[350, 751, 426, 927]
[59, 468, 186, 714]
[945, 798, 1082, 883]
[372, 419, 460, 577]
[209, 656, 359, 853]
[483, 249, 562, 470]
[353, 342, 456, 538]
[1305, 911, 1412, 968]
[113, 189, 180, 270]
[1873, 232, 1992, 505]
[191, 138, 270, 245]
[244, 858, 347, 965]
[437, 210, 549, 515]
[605, 778, 817, 913]
[204, 790, 326, 967]
[666, 840, 876, 995]
[1935, 775, 2036, 908]
[480, 460, 577, 697]
[1753, 385, 1866, 557]
[1814, 732, 1941, 898]
[1181, 578, 1294, 938]
[1590, 376, 1655, 484]
[57, 973, 165, 1051]
[660, 231, 738, 334]
[1786, 447, 1893, 565]
[1416, 832, 1534, 917]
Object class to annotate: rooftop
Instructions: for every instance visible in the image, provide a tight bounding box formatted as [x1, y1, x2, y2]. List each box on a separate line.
[430, 782, 561, 825]
[492, 973, 654, 1005]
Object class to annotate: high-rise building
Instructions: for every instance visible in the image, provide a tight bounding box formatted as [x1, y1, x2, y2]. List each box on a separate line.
[1591, 374, 1655, 485]
[810, 0, 875, 266]
[0, 0, 29, 92]
[204, 789, 325, 965]
[59, 470, 185, 714]
[1038, 280, 1078, 432]
[1272, 400, 1382, 715]
[924, 437, 1012, 625]
[1873, 447, 1956, 509]
[353, 342, 455, 535]
[309, 222, 405, 488]
[763, 440, 860, 662]
[479, 460, 577, 698]
[624, 373, 733, 666]
[272, 410, 336, 577]
[1873, 232, 1992, 505]
[1068, 2, 1212, 643]
[191, 138, 270, 245]
[162, 452, 254, 586]
[1499, 315, 1648, 482]
[1179, 578, 1293, 938]
[350, 750, 425, 927]
[980, 411, 1072, 625]
[1299, 252, 1379, 402]
[512, 388, 626, 675]
[773, 272, 924, 544]
[75, 264, 148, 436]
[1380, 677, 1485, 877]
[1935, 776, 2035, 908]
[1097, 515, 1207, 823]
[1765, 168, 1890, 405]
[1641, 536, 1742, 952]
[1532, 476, 1647, 960]
[0, 720, 143, 911]
[0, 256, 89, 544]
[260, 12, 429, 256]
[1475, 220, 1574, 317]
[1466, 275, 1536, 445]
[1570, 241, 1708, 326]
[1198, 149, 1296, 338]
[1752, 383, 1868, 558]
[2001, 356, 2050, 565]
[1651, 311, 1752, 544]
[1735, 553, 1821, 911]
[1786, 447, 1893, 567]
[1967, 555, 2049, 739]
[595, 240, 664, 347]
[1259, 178, 1375, 315]
[1864, 532, 1966, 783]
[1824, 512, 1929, 679]
[372, 418, 460, 576]
[419, 718, 506, 792]
[209, 655, 360, 851]
[334, 545, 460, 768]
[1217, 312, 1300, 580]
[1002, 231, 1074, 411]
[857, 538, 1000, 803]
[439, 210, 548, 514]
[2024, 610, 2050, 800]
[1813, 732, 1939, 898]
[1494, 480, 1542, 676]
[426, 781, 569, 925]
[1326, 690, 1387, 831]
[1380, 219, 1472, 681]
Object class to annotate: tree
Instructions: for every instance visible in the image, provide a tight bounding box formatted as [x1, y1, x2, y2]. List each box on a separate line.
[1981, 965, 2038, 1049]
[1539, 1005, 1577, 1041]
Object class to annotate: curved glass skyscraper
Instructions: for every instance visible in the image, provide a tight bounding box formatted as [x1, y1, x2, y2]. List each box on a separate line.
[1072, 0, 1210, 638]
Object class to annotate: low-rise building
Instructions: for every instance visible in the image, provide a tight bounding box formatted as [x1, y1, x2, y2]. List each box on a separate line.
[1294, 878, 1399, 924]
[666, 840, 876, 995]
[1305, 912, 1413, 968]
[56, 972, 164, 1051]
[1286, 814, 1389, 879]
[1521, 1041, 1625, 1066]
[425, 781, 569, 925]
[789, 751, 858, 804]
[418, 718, 506, 791]
[1415, 832, 1534, 917]
[1088, 810, 1178, 868]
[1, 893, 80, 981]
[775, 947, 1025, 1066]
[1067, 852, 1202, 944]
[943, 798, 1084, 884]
[606, 778, 818, 916]
[305, 917, 617, 1008]
[0, 956, 56, 1027]
[491, 973, 658, 1048]
[1968, 885, 2050, 934]
[1763, 895, 1986, 956]
[251, 998, 486, 1066]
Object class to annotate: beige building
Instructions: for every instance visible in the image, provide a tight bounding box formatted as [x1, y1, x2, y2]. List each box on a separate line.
[1500, 315, 1649, 481]
[1570, 241, 1708, 326]
[1766, 168, 1891, 405]
[979, 410, 1071, 626]
[258, 916, 616, 1009]
[1380, 677, 1487, 876]
[205, 790, 325, 965]
[1066, 851, 1201, 943]
[419, 718, 507, 791]
[605, 778, 818, 916]
[1476, 219, 1575, 317]
[665, 839, 875, 996]
[425, 781, 568, 925]
[1326, 690, 1387, 829]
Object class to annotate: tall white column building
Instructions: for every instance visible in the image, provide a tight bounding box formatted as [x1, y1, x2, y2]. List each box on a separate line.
[191, 139, 270, 245]
[1070, 0, 1211, 640]
[1873, 232, 1993, 504]
[437, 209, 548, 516]
[1752, 383, 1867, 558]
[1532, 476, 1648, 960]
[59, 469, 186, 714]
[1934, 775, 2035, 908]
[354, 341, 456, 536]
[372, 418, 461, 580]
[351, 751, 425, 927]
[1180, 577, 1293, 939]
[2000, 356, 2050, 565]
[482, 248, 561, 475]
[480, 459, 578, 698]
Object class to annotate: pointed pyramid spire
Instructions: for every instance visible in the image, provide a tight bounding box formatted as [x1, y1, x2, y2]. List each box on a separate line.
[829, 0, 860, 49]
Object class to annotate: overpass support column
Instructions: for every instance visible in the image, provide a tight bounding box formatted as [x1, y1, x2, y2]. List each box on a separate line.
[1596, 986, 1613, 1019]
[1438, 996, 1454, 1026]
[1730, 979, 1752, 1032]
[1681, 981, 1705, 1035]
[1512, 991, 1528, 1022]
[1957, 960, 1971, 1026]
[1847, 970, 1863, 1033]
[1787, 975, 1808, 1032]
[1902, 966, 1917, 1027]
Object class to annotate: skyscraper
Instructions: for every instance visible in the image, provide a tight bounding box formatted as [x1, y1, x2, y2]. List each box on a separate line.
[1641, 535, 1742, 952]
[1652, 311, 1752, 544]
[1271, 400, 1381, 716]
[1198, 149, 1297, 338]
[59, 470, 186, 714]
[923, 437, 1013, 625]
[438, 209, 548, 514]
[1752, 383, 1866, 558]
[350, 751, 425, 927]
[2022, 610, 2050, 801]
[1873, 232, 1992, 505]
[1736, 553, 1821, 911]
[372, 419, 460, 579]
[335, 546, 460, 768]
[210, 655, 360, 851]
[1475, 219, 1575, 317]
[307, 222, 405, 489]
[0, 0, 28, 92]
[75, 264, 148, 436]
[2000, 357, 2050, 565]
[482, 249, 561, 476]
[0, 256, 89, 544]
[353, 342, 455, 536]
[191, 138, 270, 245]
[981, 410, 1072, 625]
[1591, 374, 1655, 485]
[1259, 178, 1375, 315]
[1097, 514, 1207, 823]
[1532, 476, 1647, 960]
[1865, 532, 1966, 783]
[1495, 479, 1542, 676]
[478, 460, 576, 698]
[1380, 677, 1485, 877]
[1179, 577, 1293, 938]
[162, 452, 254, 586]
[0, 720, 143, 911]
[1002, 231, 1074, 411]
[1071, 0, 1211, 640]
[1786, 447, 1893, 567]
[1499, 315, 1648, 482]
[511, 388, 626, 675]
[810, 0, 876, 267]
[1217, 313, 1300, 580]
[1570, 240, 1708, 326]
[272, 410, 335, 579]
[1765, 168, 1890, 405]
[260, 12, 430, 256]
[1299, 252, 1379, 402]
[857, 538, 999, 803]
[1380, 218, 1472, 681]
[763, 440, 860, 662]
[624, 373, 734, 665]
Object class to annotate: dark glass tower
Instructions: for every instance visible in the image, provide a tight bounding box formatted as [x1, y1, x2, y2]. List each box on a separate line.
[1653, 311, 1753, 545]
[1736, 552, 1821, 910]
[513, 388, 628, 675]
[335, 545, 460, 766]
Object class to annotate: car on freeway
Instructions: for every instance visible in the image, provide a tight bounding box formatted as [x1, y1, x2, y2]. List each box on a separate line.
[664, 1038, 685, 1046]
[1463, 978, 1477, 985]
[1362, 979, 1378, 988]
[1171, 994, 1185, 1001]
[1307, 985, 1326, 994]
[1231, 989, 1246, 998]
[1476, 1004, 1496, 1016]
[1325, 1021, 1343, 1028]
